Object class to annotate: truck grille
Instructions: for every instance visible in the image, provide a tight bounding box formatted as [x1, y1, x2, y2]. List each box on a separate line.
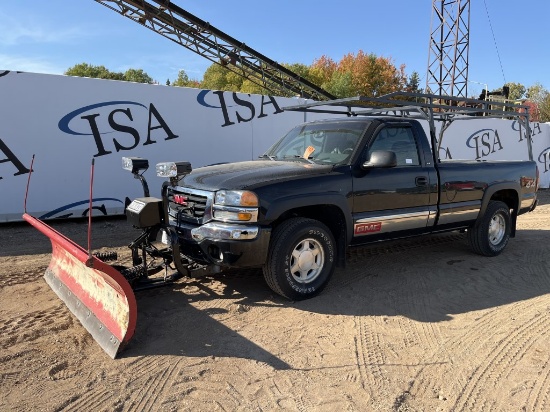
[167, 187, 212, 223]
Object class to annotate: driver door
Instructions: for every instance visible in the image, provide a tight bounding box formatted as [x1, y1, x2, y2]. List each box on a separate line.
[351, 124, 435, 242]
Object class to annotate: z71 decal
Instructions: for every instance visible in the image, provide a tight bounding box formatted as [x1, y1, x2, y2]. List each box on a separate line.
[354, 222, 382, 235]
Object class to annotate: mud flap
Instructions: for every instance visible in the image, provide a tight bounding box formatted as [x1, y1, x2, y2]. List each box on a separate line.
[23, 213, 137, 359]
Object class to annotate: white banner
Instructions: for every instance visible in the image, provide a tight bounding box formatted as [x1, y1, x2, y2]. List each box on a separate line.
[1, 70, 549, 222]
[0, 71, 324, 222]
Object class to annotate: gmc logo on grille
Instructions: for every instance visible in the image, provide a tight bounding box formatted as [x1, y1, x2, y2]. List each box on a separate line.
[173, 194, 188, 205]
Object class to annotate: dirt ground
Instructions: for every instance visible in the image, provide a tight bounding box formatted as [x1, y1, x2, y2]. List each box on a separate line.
[1, 191, 549, 412]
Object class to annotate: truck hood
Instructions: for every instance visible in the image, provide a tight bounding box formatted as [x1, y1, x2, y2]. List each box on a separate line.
[179, 160, 334, 191]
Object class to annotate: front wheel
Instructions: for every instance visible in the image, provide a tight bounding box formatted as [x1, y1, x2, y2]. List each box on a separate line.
[263, 218, 336, 300]
[468, 200, 511, 256]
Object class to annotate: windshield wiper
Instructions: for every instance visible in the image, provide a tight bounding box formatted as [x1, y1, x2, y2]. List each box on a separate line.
[258, 154, 277, 161]
[281, 155, 315, 164]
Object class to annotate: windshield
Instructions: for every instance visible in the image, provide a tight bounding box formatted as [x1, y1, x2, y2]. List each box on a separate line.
[263, 121, 369, 165]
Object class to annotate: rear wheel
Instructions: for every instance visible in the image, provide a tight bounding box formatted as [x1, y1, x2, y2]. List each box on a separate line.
[263, 218, 336, 300]
[468, 200, 511, 256]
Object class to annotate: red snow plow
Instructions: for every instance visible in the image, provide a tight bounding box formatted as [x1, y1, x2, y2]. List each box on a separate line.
[23, 212, 137, 359]
[24, 156, 201, 358]
[23, 156, 190, 359]
[22, 157, 140, 358]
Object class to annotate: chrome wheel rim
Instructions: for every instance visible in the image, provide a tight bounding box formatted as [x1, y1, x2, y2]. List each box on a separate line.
[289, 238, 325, 283]
[488, 212, 506, 246]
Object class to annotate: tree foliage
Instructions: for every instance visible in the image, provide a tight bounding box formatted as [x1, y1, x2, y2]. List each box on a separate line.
[171, 69, 201, 88]
[196, 50, 407, 99]
[201, 64, 243, 92]
[65, 61, 548, 122]
[65, 63, 123, 80]
[310, 55, 337, 91]
[337, 51, 407, 97]
[406, 72, 422, 94]
[123, 68, 153, 84]
[65, 63, 153, 84]
[504, 82, 526, 101]
[526, 82, 550, 122]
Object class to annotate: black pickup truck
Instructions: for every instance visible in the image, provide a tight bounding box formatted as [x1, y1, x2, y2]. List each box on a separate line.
[124, 94, 539, 300]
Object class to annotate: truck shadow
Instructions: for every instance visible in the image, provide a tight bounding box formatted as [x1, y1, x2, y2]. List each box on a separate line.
[300, 229, 550, 322]
[125, 277, 291, 370]
[168, 230, 549, 323]
[125, 228, 549, 363]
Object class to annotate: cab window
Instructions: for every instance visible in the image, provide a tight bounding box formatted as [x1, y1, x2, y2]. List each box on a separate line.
[367, 126, 420, 166]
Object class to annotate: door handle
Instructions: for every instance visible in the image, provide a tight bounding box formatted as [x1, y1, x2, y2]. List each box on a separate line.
[416, 176, 428, 186]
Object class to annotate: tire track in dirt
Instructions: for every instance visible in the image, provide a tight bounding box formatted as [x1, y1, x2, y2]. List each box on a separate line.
[399, 297, 550, 410]
[345, 234, 464, 409]
[57, 357, 177, 411]
[0, 264, 47, 288]
[0, 304, 73, 349]
[526, 354, 550, 412]
[451, 305, 550, 411]
[353, 316, 390, 405]
[127, 360, 180, 412]
[346, 226, 550, 411]
[55, 391, 111, 412]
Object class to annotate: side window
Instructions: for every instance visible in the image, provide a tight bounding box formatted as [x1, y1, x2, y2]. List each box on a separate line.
[368, 127, 420, 166]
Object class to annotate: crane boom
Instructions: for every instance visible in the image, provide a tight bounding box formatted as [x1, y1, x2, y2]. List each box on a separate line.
[93, 0, 335, 100]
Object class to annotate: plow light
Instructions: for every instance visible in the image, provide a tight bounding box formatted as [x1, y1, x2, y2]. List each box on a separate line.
[122, 157, 149, 174]
[156, 161, 192, 178]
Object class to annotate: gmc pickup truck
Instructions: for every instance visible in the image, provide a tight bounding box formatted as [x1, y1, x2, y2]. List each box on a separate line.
[124, 94, 539, 300]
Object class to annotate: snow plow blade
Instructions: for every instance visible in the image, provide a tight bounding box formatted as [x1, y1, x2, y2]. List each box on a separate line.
[23, 213, 137, 359]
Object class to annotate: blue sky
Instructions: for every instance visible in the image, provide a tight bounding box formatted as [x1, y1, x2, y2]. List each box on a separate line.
[1, 0, 548, 96]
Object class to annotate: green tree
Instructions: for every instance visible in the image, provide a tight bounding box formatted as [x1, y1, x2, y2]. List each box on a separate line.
[504, 82, 526, 101]
[65, 63, 153, 84]
[65, 63, 123, 80]
[123, 68, 153, 84]
[240, 79, 268, 95]
[406, 71, 422, 94]
[310, 55, 337, 91]
[171, 69, 201, 88]
[200, 63, 243, 91]
[325, 71, 353, 98]
[172, 69, 190, 87]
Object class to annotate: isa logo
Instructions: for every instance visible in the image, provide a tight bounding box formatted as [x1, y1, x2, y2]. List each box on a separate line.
[196, 90, 284, 127]
[58, 101, 179, 157]
[466, 129, 503, 159]
[538, 147, 550, 173]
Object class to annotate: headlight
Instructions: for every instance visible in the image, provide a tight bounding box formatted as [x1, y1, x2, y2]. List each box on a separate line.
[213, 190, 259, 222]
[215, 190, 258, 207]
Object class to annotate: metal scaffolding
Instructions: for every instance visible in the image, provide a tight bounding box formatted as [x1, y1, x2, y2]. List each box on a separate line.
[425, 0, 471, 98]
[93, 0, 335, 101]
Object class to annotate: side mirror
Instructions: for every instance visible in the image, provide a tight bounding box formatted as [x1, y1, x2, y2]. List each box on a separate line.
[362, 150, 397, 169]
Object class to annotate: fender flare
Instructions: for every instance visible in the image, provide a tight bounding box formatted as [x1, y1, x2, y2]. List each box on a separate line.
[477, 182, 520, 234]
[264, 193, 354, 243]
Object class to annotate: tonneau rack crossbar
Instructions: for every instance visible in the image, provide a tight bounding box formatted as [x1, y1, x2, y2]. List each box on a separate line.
[283, 92, 533, 161]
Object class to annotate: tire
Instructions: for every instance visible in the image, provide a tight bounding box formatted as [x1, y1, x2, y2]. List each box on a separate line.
[263, 217, 336, 300]
[468, 200, 511, 256]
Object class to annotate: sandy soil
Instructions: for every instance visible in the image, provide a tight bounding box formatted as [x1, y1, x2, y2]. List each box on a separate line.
[1, 191, 549, 412]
